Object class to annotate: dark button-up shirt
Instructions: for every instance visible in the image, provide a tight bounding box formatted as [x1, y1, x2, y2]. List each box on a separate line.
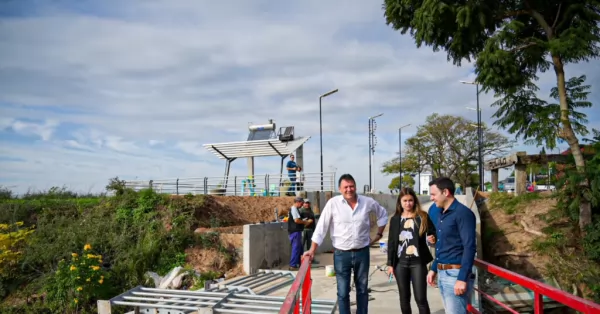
[431, 199, 476, 282]
[427, 203, 441, 229]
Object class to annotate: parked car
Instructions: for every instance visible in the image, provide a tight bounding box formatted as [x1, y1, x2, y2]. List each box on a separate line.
[503, 177, 515, 192]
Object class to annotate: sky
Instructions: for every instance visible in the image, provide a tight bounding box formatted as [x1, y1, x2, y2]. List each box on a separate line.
[1, 0, 599, 195]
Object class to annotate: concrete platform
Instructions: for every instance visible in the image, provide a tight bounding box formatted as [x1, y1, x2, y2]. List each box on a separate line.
[266, 247, 445, 313]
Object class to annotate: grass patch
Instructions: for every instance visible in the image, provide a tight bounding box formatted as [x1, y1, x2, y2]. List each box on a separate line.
[0, 186, 199, 313]
[487, 191, 544, 215]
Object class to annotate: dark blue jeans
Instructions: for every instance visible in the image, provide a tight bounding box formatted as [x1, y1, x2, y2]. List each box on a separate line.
[334, 246, 370, 314]
[288, 231, 303, 267]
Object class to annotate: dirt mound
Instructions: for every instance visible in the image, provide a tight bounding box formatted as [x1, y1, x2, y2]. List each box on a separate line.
[482, 193, 556, 279]
[169, 195, 295, 228]
[176, 195, 295, 278]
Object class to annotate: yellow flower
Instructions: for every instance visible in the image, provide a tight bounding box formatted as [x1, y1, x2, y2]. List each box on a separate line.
[83, 243, 92, 251]
[86, 278, 91, 282]
[74, 298, 78, 304]
[71, 253, 78, 257]
[77, 287, 83, 291]
[98, 279, 104, 284]
[87, 254, 96, 259]
[90, 266, 100, 271]
[69, 265, 77, 271]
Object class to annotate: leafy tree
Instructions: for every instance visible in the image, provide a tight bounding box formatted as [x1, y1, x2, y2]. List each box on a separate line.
[381, 114, 513, 189]
[584, 128, 600, 143]
[383, 0, 599, 229]
[388, 174, 416, 193]
[492, 75, 592, 149]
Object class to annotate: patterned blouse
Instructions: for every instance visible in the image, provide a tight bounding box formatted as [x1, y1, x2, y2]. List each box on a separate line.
[397, 216, 421, 262]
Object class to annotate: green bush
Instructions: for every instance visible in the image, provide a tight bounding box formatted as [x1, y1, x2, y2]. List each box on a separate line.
[0, 187, 197, 312]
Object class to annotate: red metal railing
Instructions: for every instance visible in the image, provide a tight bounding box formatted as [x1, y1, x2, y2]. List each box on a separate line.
[468, 259, 600, 314]
[279, 256, 312, 314]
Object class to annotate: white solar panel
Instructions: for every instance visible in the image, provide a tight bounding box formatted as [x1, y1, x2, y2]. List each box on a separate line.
[247, 129, 274, 141]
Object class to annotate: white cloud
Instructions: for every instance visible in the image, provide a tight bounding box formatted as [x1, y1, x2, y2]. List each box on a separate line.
[0, 0, 598, 194]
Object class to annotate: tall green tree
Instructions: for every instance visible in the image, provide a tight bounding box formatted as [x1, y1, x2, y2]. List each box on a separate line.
[388, 174, 416, 193]
[381, 114, 513, 189]
[492, 75, 592, 149]
[383, 0, 599, 229]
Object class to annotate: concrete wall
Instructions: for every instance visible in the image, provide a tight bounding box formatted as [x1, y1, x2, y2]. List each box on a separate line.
[243, 222, 289, 275]
[242, 221, 334, 275]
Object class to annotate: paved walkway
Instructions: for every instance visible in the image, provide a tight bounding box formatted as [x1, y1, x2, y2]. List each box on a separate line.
[303, 246, 445, 313]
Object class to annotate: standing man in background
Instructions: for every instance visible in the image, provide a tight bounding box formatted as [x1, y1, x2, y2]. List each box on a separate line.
[286, 154, 298, 195]
[303, 174, 388, 314]
[300, 199, 319, 264]
[288, 197, 312, 271]
[427, 177, 476, 314]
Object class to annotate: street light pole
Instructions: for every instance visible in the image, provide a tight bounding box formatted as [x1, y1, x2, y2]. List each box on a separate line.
[319, 88, 338, 191]
[368, 119, 372, 192]
[461, 80, 485, 192]
[398, 124, 411, 191]
[476, 84, 484, 191]
[368, 113, 384, 193]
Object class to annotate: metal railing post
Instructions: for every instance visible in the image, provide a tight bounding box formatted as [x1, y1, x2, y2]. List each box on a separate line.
[234, 176, 237, 196]
[149, 180, 153, 190]
[266, 174, 270, 196]
[176, 178, 179, 195]
[203, 177, 208, 195]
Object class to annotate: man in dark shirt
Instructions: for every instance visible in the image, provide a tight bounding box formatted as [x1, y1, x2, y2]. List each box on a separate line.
[427, 177, 476, 314]
[426, 202, 442, 278]
[288, 197, 312, 270]
[300, 199, 319, 265]
[286, 154, 298, 196]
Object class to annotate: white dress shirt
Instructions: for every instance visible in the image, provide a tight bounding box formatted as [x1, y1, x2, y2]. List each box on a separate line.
[311, 194, 388, 251]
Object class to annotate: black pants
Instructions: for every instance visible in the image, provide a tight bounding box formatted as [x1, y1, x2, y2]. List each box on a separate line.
[394, 260, 430, 314]
[302, 229, 314, 251]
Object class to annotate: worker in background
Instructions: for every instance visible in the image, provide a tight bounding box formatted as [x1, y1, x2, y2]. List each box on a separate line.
[300, 199, 319, 264]
[288, 197, 312, 271]
[286, 154, 298, 196]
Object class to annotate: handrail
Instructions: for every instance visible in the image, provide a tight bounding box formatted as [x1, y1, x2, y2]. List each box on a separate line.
[122, 172, 337, 196]
[279, 256, 312, 314]
[470, 258, 600, 314]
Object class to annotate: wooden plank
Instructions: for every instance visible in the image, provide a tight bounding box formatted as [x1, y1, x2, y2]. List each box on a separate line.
[519, 154, 572, 164]
[484, 153, 520, 170]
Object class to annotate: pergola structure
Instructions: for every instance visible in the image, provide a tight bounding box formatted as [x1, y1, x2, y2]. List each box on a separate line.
[202, 120, 309, 188]
[484, 151, 571, 195]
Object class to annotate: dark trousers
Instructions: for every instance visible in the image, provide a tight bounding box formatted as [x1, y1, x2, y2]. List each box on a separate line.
[334, 246, 370, 314]
[302, 229, 314, 251]
[288, 231, 303, 267]
[394, 259, 430, 314]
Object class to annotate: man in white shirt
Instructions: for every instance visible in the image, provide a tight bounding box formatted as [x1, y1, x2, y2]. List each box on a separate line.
[303, 174, 388, 314]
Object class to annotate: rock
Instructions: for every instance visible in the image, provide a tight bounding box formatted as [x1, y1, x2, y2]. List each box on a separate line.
[170, 272, 186, 289]
[159, 266, 184, 289]
[144, 271, 162, 288]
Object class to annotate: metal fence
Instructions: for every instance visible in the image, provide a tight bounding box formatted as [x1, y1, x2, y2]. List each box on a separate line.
[123, 172, 337, 196]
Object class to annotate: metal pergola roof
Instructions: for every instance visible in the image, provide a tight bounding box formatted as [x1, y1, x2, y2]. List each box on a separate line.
[203, 137, 310, 160]
[101, 269, 337, 314]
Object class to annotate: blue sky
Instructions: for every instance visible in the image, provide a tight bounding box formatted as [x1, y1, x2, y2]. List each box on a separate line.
[0, 0, 599, 194]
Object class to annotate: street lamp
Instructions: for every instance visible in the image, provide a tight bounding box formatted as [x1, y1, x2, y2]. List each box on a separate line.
[398, 124, 411, 190]
[319, 88, 338, 191]
[461, 80, 484, 191]
[368, 113, 384, 193]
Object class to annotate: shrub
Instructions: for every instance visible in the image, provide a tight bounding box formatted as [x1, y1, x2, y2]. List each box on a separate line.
[0, 188, 197, 312]
[45, 244, 110, 313]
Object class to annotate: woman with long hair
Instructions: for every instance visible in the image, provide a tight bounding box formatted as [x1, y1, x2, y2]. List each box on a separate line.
[386, 187, 436, 314]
